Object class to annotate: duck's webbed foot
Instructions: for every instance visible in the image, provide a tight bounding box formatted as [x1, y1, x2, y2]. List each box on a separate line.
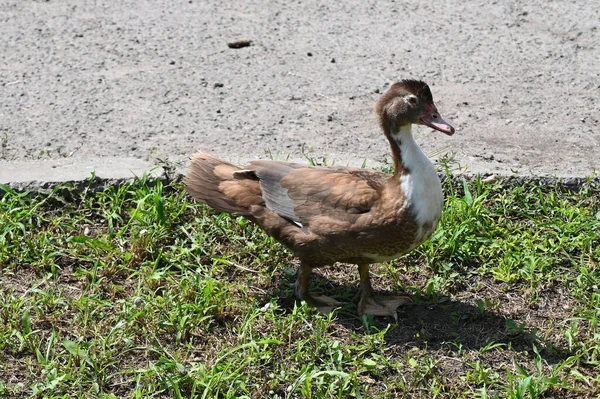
[358, 295, 412, 320]
[356, 264, 411, 320]
[301, 293, 343, 314]
[294, 263, 342, 313]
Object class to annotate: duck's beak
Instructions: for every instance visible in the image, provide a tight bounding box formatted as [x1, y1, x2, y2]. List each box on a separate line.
[420, 104, 455, 136]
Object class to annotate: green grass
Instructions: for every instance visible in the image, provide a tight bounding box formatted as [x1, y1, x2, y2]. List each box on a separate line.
[0, 174, 599, 398]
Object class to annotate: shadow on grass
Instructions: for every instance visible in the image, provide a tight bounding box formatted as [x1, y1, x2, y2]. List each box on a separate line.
[266, 269, 573, 366]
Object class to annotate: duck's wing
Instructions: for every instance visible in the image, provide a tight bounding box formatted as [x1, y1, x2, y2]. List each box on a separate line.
[247, 160, 387, 224]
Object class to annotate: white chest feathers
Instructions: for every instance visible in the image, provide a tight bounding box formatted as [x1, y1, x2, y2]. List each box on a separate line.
[395, 127, 444, 244]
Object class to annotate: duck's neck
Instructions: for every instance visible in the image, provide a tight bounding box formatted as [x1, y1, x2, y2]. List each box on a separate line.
[388, 123, 444, 227]
[388, 124, 424, 176]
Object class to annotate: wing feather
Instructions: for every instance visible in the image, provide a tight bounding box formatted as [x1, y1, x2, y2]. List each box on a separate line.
[248, 161, 387, 224]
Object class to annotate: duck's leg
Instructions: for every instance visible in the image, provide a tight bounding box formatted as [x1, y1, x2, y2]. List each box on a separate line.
[295, 262, 342, 313]
[356, 263, 411, 320]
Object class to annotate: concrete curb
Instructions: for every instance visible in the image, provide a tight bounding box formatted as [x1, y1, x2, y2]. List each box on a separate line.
[0, 157, 167, 193]
[1, 157, 598, 196]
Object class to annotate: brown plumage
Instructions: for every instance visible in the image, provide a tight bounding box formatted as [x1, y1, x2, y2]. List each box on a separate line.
[185, 79, 455, 318]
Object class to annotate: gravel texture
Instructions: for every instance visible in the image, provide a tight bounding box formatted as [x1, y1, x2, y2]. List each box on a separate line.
[1, 0, 599, 177]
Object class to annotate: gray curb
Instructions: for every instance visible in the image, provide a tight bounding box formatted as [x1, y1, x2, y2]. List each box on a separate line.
[0, 157, 167, 193]
[1, 156, 598, 196]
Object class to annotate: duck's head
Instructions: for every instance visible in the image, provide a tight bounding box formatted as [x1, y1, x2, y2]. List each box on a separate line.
[376, 79, 455, 136]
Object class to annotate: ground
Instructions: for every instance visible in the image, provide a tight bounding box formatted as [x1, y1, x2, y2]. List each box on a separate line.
[1, 1, 600, 398]
[1, 178, 599, 398]
[1, 0, 599, 177]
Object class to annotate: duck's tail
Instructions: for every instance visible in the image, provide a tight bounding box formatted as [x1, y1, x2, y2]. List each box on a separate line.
[184, 153, 262, 215]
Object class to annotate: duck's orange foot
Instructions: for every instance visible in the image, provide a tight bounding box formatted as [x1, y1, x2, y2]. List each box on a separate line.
[299, 293, 343, 314]
[358, 295, 412, 321]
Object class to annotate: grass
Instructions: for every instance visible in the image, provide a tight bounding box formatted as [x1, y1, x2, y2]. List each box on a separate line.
[0, 172, 599, 398]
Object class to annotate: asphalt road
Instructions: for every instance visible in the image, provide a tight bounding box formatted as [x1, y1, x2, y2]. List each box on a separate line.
[1, 0, 599, 178]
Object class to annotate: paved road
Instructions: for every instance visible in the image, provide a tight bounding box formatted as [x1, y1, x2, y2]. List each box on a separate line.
[1, 0, 599, 180]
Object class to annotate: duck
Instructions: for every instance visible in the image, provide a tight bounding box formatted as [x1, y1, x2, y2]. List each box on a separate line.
[185, 79, 455, 318]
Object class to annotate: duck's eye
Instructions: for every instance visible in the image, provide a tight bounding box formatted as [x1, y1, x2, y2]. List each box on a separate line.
[406, 96, 418, 105]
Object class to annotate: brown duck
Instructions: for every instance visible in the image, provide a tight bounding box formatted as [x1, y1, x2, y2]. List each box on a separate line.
[185, 79, 455, 318]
